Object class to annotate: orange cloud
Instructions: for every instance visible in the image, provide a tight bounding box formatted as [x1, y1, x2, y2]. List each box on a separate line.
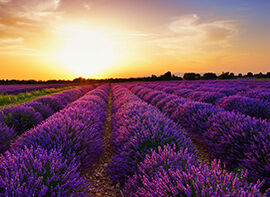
[153, 14, 237, 55]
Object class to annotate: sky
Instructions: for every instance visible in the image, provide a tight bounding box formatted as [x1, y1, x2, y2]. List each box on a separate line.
[0, 0, 269, 80]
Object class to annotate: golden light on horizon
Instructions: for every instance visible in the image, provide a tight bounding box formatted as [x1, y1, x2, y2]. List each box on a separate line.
[0, 0, 270, 80]
[56, 26, 117, 78]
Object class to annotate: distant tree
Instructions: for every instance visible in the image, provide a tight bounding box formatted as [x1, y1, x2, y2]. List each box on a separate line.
[238, 73, 243, 78]
[218, 72, 235, 79]
[218, 72, 230, 79]
[151, 75, 157, 80]
[172, 74, 183, 80]
[160, 71, 172, 80]
[203, 73, 217, 80]
[229, 73, 235, 79]
[247, 72, 253, 77]
[267, 72, 270, 78]
[257, 72, 263, 78]
[183, 73, 201, 80]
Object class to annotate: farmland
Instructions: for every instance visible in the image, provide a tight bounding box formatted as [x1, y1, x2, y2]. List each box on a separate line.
[0, 81, 269, 196]
[0, 86, 79, 109]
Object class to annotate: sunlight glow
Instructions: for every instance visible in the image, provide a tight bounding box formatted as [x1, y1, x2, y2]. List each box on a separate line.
[57, 26, 117, 78]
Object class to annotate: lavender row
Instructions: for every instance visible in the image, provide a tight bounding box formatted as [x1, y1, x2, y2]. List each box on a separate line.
[108, 85, 194, 186]
[0, 85, 95, 153]
[0, 85, 109, 196]
[108, 85, 265, 196]
[143, 82, 270, 120]
[127, 84, 270, 191]
[167, 80, 270, 91]
[147, 81, 270, 101]
[0, 83, 75, 95]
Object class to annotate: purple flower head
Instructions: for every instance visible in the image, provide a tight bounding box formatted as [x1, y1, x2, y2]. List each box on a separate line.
[150, 94, 167, 106]
[0, 122, 15, 153]
[1, 105, 43, 135]
[109, 85, 194, 186]
[35, 96, 65, 112]
[171, 102, 223, 135]
[0, 146, 88, 196]
[204, 111, 270, 188]
[217, 95, 270, 120]
[125, 145, 265, 197]
[13, 114, 104, 171]
[24, 101, 54, 119]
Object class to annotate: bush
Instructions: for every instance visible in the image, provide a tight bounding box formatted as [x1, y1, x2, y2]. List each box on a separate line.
[108, 86, 194, 186]
[0, 146, 88, 196]
[0, 122, 15, 153]
[1, 105, 43, 135]
[204, 111, 270, 188]
[150, 94, 167, 106]
[239, 91, 270, 102]
[217, 96, 270, 120]
[14, 114, 103, 171]
[125, 145, 266, 197]
[171, 102, 223, 134]
[35, 96, 65, 112]
[25, 101, 54, 119]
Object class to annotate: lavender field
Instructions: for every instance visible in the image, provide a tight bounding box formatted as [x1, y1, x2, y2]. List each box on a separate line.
[0, 81, 270, 196]
[0, 84, 76, 95]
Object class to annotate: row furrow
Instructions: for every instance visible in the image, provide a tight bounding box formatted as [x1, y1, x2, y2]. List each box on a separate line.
[0, 85, 95, 153]
[0, 85, 109, 196]
[143, 82, 270, 120]
[107, 84, 265, 196]
[126, 83, 270, 192]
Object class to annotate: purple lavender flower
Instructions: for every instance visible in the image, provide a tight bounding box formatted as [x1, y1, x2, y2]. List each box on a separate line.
[0, 146, 88, 196]
[0, 122, 15, 153]
[24, 101, 54, 119]
[108, 85, 194, 186]
[35, 96, 65, 112]
[125, 145, 266, 197]
[217, 95, 270, 120]
[12, 85, 109, 171]
[204, 111, 270, 188]
[1, 105, 43, 135]
[171, 101, 223, 134]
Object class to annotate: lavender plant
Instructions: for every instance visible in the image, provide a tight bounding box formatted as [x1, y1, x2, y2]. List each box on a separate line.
[0, 146, 88, 196]
[125, 145, 267, 197]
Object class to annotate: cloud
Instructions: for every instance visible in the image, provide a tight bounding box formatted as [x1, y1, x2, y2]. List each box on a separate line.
[154, 14, 237, 56]
[169, 14, 200, 34]
[0, 0, 10, 4]
[0, 37, 24, 45]
[84, 3, 91, 10]
[0, 0, 64, 55]
[0, 37, 34, 55]
[0, 0, 62, 21]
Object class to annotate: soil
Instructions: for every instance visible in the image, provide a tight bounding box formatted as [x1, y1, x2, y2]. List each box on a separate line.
[86, 87, 123, 197]
[190, 133, 212, 166]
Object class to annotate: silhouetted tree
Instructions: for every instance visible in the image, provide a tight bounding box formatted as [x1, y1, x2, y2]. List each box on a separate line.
[183, 73, 201, 80]
[218, 72, 235, 79]
[172, 74, 183, 80]
[203, 73, 217, 80]
[247, 72, 253, 77]
[160, 71, 172, 80]
[151, 75, 157, 80]
[229, 73, 235, 79]
[257, 72, 263, 78]
[218, 72, 230, 79]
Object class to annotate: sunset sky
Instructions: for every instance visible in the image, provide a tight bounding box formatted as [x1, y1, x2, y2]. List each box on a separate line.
[0, 0, 269, 80]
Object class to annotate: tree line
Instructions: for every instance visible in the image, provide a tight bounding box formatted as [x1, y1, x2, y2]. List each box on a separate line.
[1, 71, 270, 84]
[183, 72, 270, 80]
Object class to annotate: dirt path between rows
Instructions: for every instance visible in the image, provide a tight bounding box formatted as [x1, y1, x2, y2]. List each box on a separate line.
[86, 86, 122, 197]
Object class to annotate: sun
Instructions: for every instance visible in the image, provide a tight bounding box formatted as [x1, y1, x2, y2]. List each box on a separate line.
[57, 27, 116, 78]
